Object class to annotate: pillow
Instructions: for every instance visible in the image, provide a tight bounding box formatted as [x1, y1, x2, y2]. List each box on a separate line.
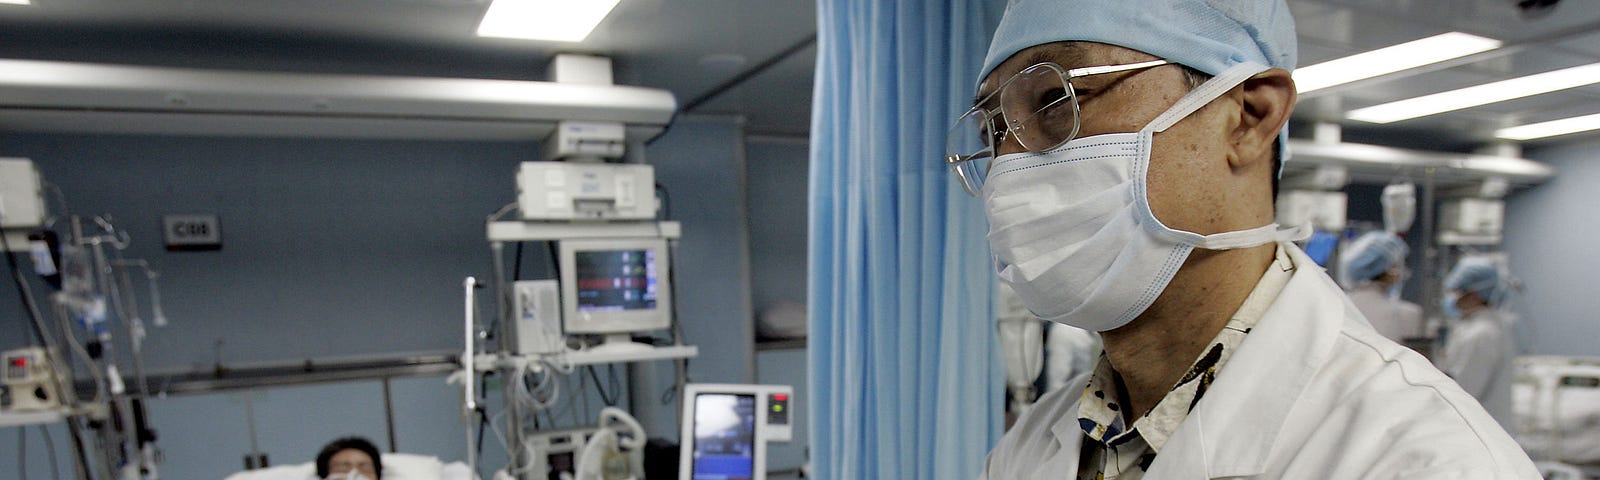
[222, 463, 314, 480]
[382, 453, 443, 480]
[225, 453, 451, 480]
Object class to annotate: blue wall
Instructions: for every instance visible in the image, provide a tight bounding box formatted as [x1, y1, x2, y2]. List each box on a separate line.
[745, 136, 811, 472]
[0, 115, 764, 477]
[629, 115, 757, 440]
[746, 138, 810, 313]
[1504, 140, 1600, 357]
[0, 134, 535, 369]
[0, 133, 529, 478]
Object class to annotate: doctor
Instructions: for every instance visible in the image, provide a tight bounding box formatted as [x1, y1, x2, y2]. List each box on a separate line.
[1438, 256, 1517, 428]
[1340, 231, 1425, 343]
[950, 0, 1538, 478]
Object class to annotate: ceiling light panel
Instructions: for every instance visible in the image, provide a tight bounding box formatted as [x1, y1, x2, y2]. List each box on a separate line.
[0, 0, 32, 5]
[477, 0, 622, 42]
[1346, 63, 1600, 124]
[1295, 32, 1502, 94]
[1496, 112, 1600, 140]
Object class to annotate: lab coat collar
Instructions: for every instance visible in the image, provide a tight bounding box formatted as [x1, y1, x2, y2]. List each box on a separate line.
[1043, 246, 1344, 476]
[1041, 244, 1341, 479]
[1147, 243, 1342, 479]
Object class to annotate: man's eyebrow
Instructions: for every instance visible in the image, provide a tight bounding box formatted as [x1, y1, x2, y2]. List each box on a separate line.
[971, 44, 1094, 106]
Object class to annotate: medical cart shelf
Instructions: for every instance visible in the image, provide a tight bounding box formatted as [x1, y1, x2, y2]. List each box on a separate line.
[0, 409, 68, 428]
[562, 344, 698, 366]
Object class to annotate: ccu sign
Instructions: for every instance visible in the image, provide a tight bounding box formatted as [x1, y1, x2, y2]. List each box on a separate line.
[162, 214, 222, 251]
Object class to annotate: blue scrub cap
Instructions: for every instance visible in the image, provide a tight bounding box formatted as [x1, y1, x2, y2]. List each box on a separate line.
[1340, 231, 1407, 286]
[1445, 256, 1503, 304]
[979, 0, 1298, 164]
[980, 0, 1298, 81]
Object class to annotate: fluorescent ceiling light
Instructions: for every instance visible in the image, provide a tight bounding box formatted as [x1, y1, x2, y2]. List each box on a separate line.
[477, 0, 621, 42]
[1347, 63, 1600, 124]
[1496, 112, 1600, 140]
[1295, 32, 1501, 93]
[0, 0, 32, 5]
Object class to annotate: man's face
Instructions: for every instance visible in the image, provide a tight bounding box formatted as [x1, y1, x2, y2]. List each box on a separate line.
[327, 449, 378, 479]
[976, 41, 1246, 236]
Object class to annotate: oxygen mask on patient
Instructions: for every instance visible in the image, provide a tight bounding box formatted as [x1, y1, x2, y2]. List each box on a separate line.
[324, 471, 373, 480]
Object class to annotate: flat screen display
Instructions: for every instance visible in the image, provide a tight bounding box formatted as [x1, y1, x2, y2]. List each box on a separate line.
[691, 393, 756, 480]
[574, 249, 659, 312]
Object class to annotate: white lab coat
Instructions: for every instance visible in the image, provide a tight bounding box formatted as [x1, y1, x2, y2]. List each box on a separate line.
[1438, 308, 1516, 429]
[980, 243, 1537, 479]
[1347, 285, 1425, 342]
[1044, 323, 1100, 394]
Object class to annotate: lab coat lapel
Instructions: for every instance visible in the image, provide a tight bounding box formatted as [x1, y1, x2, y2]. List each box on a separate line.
[1047, 395, 1086, 473]
[1145, 244, 1342, 479]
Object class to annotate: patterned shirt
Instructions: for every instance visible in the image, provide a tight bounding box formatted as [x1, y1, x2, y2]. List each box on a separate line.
[1075, 245, 1295, 480]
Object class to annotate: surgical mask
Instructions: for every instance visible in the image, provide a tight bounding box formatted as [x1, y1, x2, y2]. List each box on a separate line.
[1440, 292, 1462, 320]
[984, 62, 1307, 332]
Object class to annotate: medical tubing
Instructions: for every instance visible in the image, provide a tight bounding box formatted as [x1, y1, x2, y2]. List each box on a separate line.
[109, 256, 155, 403]
[40, 425, 60, 480]
[91, 239, 148, 473]
[587, 366, 620, 406]
[1, 232, 54, 347]
[486, 202, 518, 223]
[487, 410, 538, 476]
[64, 416, 92, 480]
[55, 302, 106, 404]
[19, 428, 27, 480]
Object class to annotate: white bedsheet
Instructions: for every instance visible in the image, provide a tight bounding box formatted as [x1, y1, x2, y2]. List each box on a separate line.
[223, 453, 475, 480]
[1513, 356, 1600, 464]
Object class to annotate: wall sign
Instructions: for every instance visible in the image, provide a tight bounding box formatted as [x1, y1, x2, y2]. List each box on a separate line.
[163, 214, 222, 251]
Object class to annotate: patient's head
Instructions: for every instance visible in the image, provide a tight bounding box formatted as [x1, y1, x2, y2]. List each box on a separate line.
[316, 436, 382, 480]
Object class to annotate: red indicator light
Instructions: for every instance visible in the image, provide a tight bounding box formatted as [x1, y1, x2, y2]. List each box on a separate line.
[9, 358, 25, 367]
[773, 394, 788, 401]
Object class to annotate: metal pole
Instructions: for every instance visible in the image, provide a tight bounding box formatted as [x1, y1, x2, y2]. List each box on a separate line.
[462, 276, 478, 477]
[1419, 168, 1441, 348]
[383, 378, 397, 453]
[66, 417, 92, 480]
[491, 242, 526, 479]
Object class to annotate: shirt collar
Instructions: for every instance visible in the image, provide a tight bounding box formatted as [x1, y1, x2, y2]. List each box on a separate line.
[1075, 245, 1295, 452]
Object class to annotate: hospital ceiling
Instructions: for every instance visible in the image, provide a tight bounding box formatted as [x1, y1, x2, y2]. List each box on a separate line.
[0, 0, 1598, 148]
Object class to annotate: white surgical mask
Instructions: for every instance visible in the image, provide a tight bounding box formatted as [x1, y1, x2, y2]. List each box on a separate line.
[983, 62, 1307, 332]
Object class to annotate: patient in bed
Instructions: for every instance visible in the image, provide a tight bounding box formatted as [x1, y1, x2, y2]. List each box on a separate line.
[317, 437, 382, 480]
[224, 434, 473, 480]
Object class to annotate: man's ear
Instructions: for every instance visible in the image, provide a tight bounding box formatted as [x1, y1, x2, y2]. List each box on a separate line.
[1228, 68, 1296, 169]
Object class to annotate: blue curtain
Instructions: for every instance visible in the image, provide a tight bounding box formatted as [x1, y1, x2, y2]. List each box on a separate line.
[808, 1, 1003, 478]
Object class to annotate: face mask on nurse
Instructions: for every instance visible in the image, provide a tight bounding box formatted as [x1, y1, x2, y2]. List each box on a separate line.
[946, 56, 1306, 332]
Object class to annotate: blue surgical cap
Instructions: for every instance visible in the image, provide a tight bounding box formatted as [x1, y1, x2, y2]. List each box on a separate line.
[1445, 257, 1503, 305]
[1340, 231, 1407, 286]
[979, 0, 1298, 163]
[980, 0, 1298, 82]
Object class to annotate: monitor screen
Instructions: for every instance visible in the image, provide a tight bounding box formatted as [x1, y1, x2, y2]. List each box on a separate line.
[574, 248, 659, 312]
[691, 393, 756, 480]
[559, 238, 672, 335]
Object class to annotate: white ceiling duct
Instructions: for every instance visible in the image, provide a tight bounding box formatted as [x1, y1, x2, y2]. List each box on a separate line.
[0, 59, 677, 141]
[1285, 139, 1555, 187]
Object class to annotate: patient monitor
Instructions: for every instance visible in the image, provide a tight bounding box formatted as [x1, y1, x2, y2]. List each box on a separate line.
[558, 237, 673, 353]
[679, 384, 794, 480]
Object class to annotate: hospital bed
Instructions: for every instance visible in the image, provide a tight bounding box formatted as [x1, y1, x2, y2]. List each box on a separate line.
[1513, 355, 1600, 477]
[223, 453, 474, 480]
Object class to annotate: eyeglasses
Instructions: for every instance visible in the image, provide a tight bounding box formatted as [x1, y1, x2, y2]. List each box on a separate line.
[945, 59, 1171, 196]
